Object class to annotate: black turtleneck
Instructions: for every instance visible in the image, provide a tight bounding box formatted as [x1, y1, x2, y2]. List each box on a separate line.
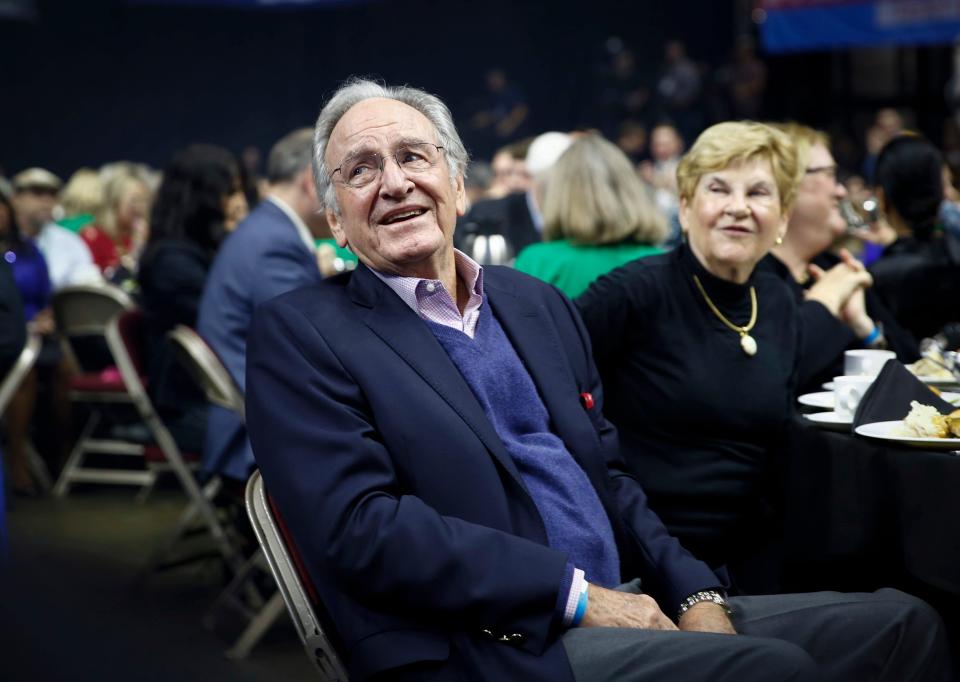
[576, 244, 811, 566]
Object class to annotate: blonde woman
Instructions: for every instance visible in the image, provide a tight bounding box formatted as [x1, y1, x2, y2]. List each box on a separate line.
[514, 133, 668, 297]
[58, 168, 104, 233]
[577, 122, 871, 581]
[80, 164, 149, 278]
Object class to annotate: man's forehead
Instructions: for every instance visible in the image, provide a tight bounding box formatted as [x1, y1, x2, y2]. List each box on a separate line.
[328, 98, 437, 157]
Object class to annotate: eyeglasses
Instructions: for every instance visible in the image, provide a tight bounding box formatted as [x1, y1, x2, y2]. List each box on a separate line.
[805, 165, 839, 181]
[331, 142, 445, 189]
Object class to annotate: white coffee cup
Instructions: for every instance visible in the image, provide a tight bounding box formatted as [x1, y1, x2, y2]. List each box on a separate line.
[833, 375, 875, 418]
[844, 349, 896, 377]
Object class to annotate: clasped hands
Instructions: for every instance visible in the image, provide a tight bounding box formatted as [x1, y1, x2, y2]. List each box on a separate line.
[805, 249, 875, 338]
[579, 583, 736, 635]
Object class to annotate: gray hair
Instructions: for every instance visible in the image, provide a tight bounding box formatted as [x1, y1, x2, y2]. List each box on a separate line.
[267, 127, 315, 184]
[313, 78, 469, 214]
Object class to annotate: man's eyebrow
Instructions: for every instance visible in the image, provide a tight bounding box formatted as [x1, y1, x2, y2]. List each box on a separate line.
[342, 137, 433, 159]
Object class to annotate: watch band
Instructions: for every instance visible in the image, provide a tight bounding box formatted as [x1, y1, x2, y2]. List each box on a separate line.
[677, 590, 730, 620]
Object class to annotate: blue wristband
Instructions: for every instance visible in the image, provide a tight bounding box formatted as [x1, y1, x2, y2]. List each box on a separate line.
[571, 584, 589, 627]
[863, 326, 880, 347]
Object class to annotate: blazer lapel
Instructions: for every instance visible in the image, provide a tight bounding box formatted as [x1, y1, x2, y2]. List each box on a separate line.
[348, 266, 528, 489]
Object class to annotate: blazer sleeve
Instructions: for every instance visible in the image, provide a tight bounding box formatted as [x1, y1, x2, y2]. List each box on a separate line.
[246, 297, 569, 655]
[0, 260, 25, 376]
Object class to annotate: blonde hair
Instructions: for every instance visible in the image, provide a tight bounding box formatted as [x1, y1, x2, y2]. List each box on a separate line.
[677, 121, 801, 212]
[60, 168, 103, 217]
[769, 121, 830, 173]
[542, 133, 668, 245]
[98, 164, 147, 239]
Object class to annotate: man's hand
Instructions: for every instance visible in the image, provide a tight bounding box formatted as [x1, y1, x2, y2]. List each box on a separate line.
[678, 601, 737, 635]
[579, 584, 678, 630]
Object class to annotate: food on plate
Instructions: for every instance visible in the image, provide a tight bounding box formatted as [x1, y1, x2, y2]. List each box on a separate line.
[893, 401, 949, 438]
[907, 357, 955, 381]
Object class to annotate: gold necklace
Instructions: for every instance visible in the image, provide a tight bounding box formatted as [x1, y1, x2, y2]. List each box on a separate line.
[692, 275, 759, 357]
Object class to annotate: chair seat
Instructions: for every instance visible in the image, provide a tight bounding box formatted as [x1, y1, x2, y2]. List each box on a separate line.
[144, 445, 200, 465]
[71, 366, 145, 392]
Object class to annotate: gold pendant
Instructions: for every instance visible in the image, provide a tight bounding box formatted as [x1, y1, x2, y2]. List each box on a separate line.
[740, 334, 757, 356]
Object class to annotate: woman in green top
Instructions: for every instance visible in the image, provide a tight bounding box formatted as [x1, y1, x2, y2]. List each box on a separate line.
[514, 133, 668, 298]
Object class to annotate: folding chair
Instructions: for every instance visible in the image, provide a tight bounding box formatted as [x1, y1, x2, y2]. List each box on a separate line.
[0, 333, 52, 491]
[106, 311, 244, 575]
[167, 325, 280, 654]
[50, 284, 158, 497]
[246, 470, 349, 680]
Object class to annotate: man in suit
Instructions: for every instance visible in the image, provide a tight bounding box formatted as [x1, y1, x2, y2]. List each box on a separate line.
[197, 128, 323, 482]
[245, 80, 951, 682]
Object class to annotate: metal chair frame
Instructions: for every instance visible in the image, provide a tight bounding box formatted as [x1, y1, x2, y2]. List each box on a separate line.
[50, 284, 156, 496]
[246, 470, 349, 680]
[103, 311, 244, 575]
[0, 333, 52, 491]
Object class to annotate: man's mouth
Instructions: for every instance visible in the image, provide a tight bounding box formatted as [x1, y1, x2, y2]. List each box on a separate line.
[381, 208, 426, 225]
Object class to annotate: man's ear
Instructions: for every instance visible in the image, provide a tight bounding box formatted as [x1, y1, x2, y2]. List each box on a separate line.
[326, 207, 347, 248]
[455, 174, 467, 216]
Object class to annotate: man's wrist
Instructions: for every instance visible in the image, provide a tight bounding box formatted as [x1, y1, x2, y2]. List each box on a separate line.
[677, 590, 730, 621]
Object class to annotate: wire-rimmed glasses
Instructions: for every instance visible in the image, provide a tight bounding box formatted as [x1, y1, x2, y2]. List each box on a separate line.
[331, 142, 445, 189]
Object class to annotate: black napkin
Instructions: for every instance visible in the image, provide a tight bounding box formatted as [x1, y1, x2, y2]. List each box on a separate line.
[852, 360, 955, 428]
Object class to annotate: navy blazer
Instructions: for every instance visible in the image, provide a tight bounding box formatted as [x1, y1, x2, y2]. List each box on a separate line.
[246, 264, 720, 681]
[197, 199, 322, 480]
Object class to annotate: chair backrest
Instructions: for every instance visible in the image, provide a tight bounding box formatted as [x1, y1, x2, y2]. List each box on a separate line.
[167, 325, 245, 421]
[52, 284, 136, 337]
[104, 310, 151, 408]
[0, 333, 41, 417]
[246, 470, 349, 681]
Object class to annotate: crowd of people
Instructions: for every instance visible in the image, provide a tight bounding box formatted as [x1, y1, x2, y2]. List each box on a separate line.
[2, 70, 960, 680]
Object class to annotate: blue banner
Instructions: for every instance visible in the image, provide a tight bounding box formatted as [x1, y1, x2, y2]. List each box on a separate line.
[760, 0, 960, 53]
[125, 0, 368, 7]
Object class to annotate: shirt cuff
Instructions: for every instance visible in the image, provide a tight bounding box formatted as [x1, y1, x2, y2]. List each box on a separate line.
[562, 568, 587, 627]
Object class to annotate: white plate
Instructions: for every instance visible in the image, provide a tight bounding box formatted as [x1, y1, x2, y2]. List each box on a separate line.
[798, 391, 833, 409]
[803, 410, 852, 431]
[854, 420, 960, 450]
[915, 375, 959, 388]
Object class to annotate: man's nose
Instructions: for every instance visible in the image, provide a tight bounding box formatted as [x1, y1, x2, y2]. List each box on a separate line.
[379, 157, 413, 197]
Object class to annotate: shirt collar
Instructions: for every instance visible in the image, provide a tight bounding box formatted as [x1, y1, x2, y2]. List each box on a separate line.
[371, 248, 485, 313]
[266, 195, 316, 253]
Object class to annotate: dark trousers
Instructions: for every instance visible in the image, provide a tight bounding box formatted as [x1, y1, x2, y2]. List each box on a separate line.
[563, 586, 953, 682]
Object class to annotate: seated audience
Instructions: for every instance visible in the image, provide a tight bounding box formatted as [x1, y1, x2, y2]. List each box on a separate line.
[577, 122, 873, 583]
[515, 133, 667, 297]
[0, 257, 26, 552]
[0, 185, 53, 495]
[57, 168, 103, 234]
[867, 134, 960, 340]
[457, 131, 571, 260]
[756, 123, 919, 392]
[11, 168, 100, 289]
[197, 127, 323, 483]
[80, 163, 149, 281]
[246, 80, 952, 682]
[138, 144, 244, 453]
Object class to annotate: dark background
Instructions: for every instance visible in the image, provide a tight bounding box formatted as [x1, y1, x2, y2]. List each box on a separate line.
[0, 0, 954, 177]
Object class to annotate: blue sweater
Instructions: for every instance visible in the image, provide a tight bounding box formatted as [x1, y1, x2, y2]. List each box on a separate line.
[427, 301, 620, 588]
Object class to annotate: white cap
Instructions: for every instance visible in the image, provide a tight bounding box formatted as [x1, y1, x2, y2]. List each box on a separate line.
[525, 132, 573, 179]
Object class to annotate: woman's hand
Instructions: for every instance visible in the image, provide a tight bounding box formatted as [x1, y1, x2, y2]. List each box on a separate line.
[28, 307, 55, 336]
[850, 217, 897, 247]
[806, 250, 874, 336]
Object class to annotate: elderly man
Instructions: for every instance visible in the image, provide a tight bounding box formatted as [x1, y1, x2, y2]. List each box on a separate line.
[197, 128, 325, 483]
[11, 168, 100, 289]
[245, 80, 951, 682]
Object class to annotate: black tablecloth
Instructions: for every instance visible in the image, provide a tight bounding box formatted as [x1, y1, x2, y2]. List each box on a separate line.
[782, 417, 960, 598]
